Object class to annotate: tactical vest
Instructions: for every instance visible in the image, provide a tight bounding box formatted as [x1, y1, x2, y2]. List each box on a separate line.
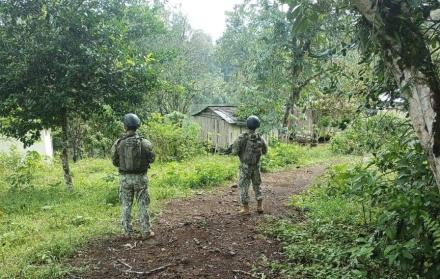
[240, 133, 264, 165]
[117, 134, 150, 174]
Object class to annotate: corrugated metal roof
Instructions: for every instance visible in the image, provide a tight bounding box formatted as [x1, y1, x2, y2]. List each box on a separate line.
[192, 105, 245, 125]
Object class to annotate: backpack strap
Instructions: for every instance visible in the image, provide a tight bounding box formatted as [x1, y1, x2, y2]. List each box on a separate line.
[240, 132, 249, 152]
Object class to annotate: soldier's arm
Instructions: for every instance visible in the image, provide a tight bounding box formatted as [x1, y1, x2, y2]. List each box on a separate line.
[261, 136, 268, 155]
[111, 140, 120, 167]
[142, 139, 156, 164]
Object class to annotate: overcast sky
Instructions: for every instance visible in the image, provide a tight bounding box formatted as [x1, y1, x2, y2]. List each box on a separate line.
[167, 0, 243, 41]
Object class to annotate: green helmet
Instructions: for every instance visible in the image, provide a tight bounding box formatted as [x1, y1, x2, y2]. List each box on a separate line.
[123, 113, 141, 130]
[246, 115, 260, 130]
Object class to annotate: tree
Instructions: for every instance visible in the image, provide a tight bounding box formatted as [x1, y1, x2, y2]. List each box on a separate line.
[217, 0, 359, 134]
[349, 0, 440, 189]
[137, 9, 225, 115]
[217, 0, 294, 131]
[0, 0, 159, 190]
[281, 0, 440, 189]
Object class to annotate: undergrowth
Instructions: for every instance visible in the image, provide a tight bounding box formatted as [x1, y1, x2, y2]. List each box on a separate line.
[264, 113, 440, 278]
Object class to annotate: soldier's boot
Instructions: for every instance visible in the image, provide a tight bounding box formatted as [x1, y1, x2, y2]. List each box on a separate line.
[240, 204, 250, 215]
[257, 200, 264, 214]
[121, 230, 134, 240]
[140, 230, 155, 240]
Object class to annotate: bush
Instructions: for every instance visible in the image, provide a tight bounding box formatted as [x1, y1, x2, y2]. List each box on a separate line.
[268, 129, 440, 277]
[139, 112, 204, 162]
[0, 149, 45, 191]
[331, 112, 409, 155]
[260, 142, 303, 172]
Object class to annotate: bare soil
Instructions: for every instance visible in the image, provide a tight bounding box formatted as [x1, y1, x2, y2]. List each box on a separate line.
[67, 164, 327, 279]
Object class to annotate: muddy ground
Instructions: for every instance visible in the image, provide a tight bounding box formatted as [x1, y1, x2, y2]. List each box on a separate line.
[67, 164, 327, 279]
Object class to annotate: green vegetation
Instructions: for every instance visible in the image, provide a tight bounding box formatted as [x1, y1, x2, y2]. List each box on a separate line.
[139, 112, 205, 162]
[331, 112, 409, 155]
[261, 142, 338, 172]
[0, 142, 339, 278]
[265, 113, 440, 278]
[0, 152, 237, 279]
[1, 0, 440, 278]
[263, 162, 396, 278]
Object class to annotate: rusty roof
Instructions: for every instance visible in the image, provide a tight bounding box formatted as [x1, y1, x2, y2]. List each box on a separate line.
[191, 105, 245, 125]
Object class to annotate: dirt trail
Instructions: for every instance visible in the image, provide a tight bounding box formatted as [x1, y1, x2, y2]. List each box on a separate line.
[68, 164, 327, 278]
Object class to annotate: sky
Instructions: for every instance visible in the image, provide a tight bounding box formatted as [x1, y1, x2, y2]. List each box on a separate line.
[167, 0, 243, 41]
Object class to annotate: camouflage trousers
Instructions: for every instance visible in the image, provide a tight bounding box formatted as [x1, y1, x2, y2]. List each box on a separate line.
[238, 163, 263, 205]
[119, 174, 151, 236]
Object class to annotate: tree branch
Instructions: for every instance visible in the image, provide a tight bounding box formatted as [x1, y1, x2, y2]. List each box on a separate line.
[431, 46, 440, 55]
[294, 71, 323, 92]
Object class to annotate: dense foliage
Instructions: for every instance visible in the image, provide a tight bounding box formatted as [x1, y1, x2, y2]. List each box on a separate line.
[0, 0, 158, 144]
[261, 141, 302, 172]
[331, 112, 409, 155]
[216, 0, 364, 134]
[139, 112, 204, 162]
[266, 113, 440, 277]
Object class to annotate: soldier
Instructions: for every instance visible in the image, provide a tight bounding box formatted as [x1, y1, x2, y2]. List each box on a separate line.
[111, 113, 155, 239]
[232, 115, 268, 214]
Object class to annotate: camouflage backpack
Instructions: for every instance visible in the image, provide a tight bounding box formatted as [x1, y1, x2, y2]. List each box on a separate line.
[241, 133, 264, 165]
[117, 134, 149, 173]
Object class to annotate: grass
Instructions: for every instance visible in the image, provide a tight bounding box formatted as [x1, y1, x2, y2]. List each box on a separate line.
[0, 143, 342, 278]
[261, 142, 354, 172]
[0, 155, 238, 279]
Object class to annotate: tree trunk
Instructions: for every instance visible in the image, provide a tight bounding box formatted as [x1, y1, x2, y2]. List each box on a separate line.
[61, 113, 73, 191]
[282, 72, 322, 140]
[282, 87, 300, 129]
[353, 0, 440, 190]
[71, 119, 82, 162]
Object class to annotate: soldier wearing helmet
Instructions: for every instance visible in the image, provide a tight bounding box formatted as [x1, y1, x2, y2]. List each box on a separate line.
[231, 115, 268, 214]
[111, 113, 155, 239]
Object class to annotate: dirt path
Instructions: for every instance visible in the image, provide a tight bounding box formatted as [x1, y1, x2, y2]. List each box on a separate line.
[68, 164, 328, 278]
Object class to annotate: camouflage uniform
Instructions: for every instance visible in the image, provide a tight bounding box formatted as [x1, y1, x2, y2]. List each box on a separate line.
[232, 130, 268, 205]
[119, 174, 150, 235]
[238, 163, 263, 204]
[112, 131, 155, 237]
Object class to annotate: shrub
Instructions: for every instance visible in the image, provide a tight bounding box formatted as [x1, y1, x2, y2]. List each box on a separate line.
[331, 112, 409, 155]
[272, 137, 440, 277]
[261, 142, 303, 172]
[153, 156, 237, 190]
[139, 112, 204, 162]
[0, 149, 45, 191]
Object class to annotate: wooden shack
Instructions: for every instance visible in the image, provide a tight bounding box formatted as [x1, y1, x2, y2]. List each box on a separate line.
[191, 106, 246, 150]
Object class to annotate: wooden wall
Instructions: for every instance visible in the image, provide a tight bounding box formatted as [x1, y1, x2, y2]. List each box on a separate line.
[192, 111, 245, 149]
